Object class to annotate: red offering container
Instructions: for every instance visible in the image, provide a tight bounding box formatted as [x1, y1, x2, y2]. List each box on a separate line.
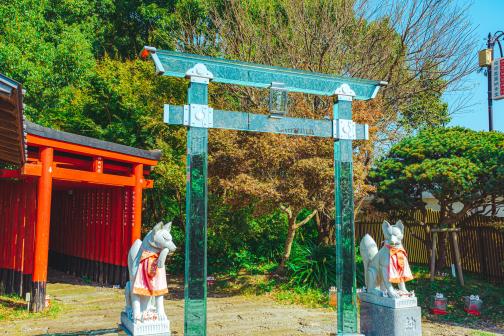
[329, 286, 337, 307]
[464, 295, 482, 316]
[431, 293, 448, 315]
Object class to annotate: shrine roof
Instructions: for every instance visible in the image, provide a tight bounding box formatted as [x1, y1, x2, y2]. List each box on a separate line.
[0, 74, 25, 165]
[26, 121, 162, 162]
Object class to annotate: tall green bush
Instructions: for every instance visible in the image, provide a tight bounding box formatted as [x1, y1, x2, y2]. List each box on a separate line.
[286, 242, 336, 289]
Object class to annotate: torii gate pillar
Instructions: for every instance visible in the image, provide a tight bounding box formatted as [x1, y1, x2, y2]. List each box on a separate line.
[334, 86, 359, 334]
[183, 68, 212, 335]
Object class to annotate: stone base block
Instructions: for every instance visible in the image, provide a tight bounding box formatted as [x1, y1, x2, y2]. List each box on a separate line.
[120, 311, 171, 336]
[359, 292, 417, 309]
[360, 301, 421, 336]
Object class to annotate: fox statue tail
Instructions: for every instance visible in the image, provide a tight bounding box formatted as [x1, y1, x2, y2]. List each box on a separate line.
[127, 239, 142, 281]
[360, 234, 379, 289]
[125, 239, 142, 311]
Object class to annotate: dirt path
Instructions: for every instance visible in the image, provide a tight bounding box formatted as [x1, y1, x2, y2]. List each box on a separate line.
[0, 271, 501, 335]
[1, 284, 335, 335]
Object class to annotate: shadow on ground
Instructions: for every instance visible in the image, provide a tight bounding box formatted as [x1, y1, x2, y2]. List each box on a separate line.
[35, 328, 120, 336]
[0, 297, 26, 310]
[46, 268, 249, 301]
[47, 269, 119, 287]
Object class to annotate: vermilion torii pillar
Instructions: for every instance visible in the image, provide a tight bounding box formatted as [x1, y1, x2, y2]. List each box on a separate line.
[142, 46, 384, 335]
[31, 147, 54, 312]
[132, 163, 144, 244]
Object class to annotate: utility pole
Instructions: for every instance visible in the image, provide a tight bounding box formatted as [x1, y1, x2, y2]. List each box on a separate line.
[479, 32, 503, 218]
[487, 33, 494, 131]
[479, 31, 504, 131]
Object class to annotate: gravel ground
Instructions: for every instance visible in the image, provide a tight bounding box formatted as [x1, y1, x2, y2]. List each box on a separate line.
[0, 270, 501, 335]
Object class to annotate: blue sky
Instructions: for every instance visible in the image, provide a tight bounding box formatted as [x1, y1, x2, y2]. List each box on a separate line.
[446, 0, 504, 131]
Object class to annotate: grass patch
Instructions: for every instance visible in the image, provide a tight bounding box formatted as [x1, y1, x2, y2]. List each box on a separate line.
[468, 332, 499, 336]
[212, 273, 275, 296]
[273, 284, 330, 308]
[0, 294, 62, 321]
[212, 273, 332, 308]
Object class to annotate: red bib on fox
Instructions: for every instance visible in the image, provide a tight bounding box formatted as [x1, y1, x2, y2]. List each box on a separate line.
[132, 250, 169, 296]
[386, 245, 414, 283]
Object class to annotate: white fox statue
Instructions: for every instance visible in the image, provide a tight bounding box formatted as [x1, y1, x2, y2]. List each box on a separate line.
[360, 220, 414, 298]
[124, 221, 177, 322]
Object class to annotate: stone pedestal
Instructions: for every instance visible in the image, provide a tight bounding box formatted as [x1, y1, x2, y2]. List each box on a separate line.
[120, 311, 171, 336]
[359, 294, 421, 336]
[359, 292, 418, 309]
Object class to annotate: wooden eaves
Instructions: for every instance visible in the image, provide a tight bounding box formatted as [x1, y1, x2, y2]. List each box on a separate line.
[0, 74, 25, 165]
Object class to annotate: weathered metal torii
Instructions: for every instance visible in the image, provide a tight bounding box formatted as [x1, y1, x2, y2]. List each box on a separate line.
[142, 46, 384, 335]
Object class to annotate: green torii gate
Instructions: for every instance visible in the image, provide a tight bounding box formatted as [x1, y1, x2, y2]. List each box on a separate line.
[142, 47, 384, 335]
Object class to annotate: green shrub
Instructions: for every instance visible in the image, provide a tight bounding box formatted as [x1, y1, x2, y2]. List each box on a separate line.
[286, 242, 336, 289]
[355, 245, 364, 288]
[286, 242, 365, 290]
[231, 249, 277, 275]
[165, 224, 185, 274]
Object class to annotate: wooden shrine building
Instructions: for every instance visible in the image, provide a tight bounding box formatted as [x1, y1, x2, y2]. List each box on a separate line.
[0, 74, 161, 311]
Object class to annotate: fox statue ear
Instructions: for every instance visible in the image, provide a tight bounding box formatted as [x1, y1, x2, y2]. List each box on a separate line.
[163, 222, 172, 232]
[153, 221, 164, 232]
[382, 220, 392, 237]
[395, 220, 404, 233]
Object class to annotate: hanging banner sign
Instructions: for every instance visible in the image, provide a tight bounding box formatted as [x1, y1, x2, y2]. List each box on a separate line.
[492, 57, 504, 100]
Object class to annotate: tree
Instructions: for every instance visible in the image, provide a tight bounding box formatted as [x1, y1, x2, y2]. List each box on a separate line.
[400, 73, 450, 130]
[365, 0, 476, 130]
[0, 0, 217, 253]
[102, 0, 217, 58]
[209, 129, 332, 272]
[369, 127, 504, 270]
[0, 0, 99, 128]
[207, 0, 474, 257]
[72, 57, 189, 226]
[208, 1, 401, 259]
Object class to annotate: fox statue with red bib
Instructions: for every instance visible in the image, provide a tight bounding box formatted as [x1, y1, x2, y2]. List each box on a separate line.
[360, 220, 414, 298]
[122, 221, 177, 336]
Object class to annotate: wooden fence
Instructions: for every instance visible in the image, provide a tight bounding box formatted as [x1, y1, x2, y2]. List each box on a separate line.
[355, 210, 504, 281]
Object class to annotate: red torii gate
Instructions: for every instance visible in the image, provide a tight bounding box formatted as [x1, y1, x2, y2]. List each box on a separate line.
[0, 120, 160, 311]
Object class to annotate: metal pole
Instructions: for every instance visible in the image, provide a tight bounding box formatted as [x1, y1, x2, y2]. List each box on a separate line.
[487, 33, 494, 131]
